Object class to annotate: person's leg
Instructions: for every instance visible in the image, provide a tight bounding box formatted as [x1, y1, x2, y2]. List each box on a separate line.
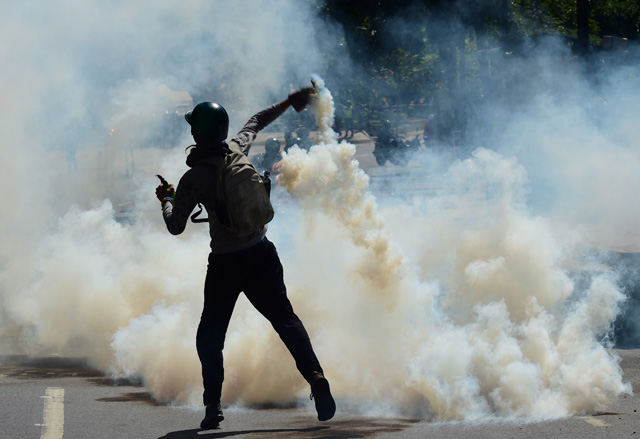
[244, 239, 323, 381]
[197, 253, 241, 407]
[244, 239, 335, 420]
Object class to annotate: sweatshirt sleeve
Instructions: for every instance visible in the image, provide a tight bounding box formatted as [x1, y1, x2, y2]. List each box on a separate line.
[162, 171, 202, 235]
[230, 103, 287, 155]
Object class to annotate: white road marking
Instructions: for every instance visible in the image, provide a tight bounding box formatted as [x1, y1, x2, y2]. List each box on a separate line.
[40, 387, 64, 439]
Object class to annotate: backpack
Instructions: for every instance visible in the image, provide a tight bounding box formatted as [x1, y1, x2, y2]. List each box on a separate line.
[191, 142, 274, 238]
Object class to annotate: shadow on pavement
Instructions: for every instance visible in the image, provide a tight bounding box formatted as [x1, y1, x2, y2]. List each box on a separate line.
[157, 426, 330, 439]
[158, 418, 420, 439]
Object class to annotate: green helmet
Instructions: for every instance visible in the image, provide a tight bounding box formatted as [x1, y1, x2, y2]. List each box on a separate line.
[185, 102, 229, 142]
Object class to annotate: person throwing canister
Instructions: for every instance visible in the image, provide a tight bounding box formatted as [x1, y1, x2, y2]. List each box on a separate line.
[155, 86, 336, 430]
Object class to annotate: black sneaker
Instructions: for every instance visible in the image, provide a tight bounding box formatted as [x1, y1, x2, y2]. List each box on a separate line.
[310, 374, 336, 421]
[200, 402, 224, 430]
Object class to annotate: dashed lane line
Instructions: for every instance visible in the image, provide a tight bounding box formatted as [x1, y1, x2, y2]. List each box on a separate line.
[40, 387, 64, 439]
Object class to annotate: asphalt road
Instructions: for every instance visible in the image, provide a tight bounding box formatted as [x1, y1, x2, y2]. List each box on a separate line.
[1, 350, 639, 439]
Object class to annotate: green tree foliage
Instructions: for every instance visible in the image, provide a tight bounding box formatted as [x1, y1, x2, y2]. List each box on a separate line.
[511, 0, 577, 36]
[591, 0, 640, 39]
[312, 0, 637, 119]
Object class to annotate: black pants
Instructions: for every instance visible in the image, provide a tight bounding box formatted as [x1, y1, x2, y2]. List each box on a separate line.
[196, 238, 323, 405]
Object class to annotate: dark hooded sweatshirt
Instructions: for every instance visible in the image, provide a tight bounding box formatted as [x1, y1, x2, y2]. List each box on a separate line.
[161, 103, 286, 254]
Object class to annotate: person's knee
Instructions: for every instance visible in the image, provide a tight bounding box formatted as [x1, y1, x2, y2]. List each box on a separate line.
[271, 311, 307, 336]
[197, 325, 226, 351]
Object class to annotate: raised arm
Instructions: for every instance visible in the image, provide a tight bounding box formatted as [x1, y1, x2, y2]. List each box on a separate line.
[231, 87, 315, 155]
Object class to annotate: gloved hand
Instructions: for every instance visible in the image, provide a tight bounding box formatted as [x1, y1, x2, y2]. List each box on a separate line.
[156, 183, 175, 203]
[288, 86, 315, 112]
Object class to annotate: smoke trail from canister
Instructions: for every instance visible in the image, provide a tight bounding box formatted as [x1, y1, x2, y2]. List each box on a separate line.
[279, 77, 406, 294]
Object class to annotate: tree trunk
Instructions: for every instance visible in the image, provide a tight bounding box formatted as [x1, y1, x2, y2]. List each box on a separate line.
[577, 0, 590, 54]
[500, 0, 511, 50]
[459, 31, 467, 95]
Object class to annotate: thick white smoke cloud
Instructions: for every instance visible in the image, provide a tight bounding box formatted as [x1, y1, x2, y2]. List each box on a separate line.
[274, 79, 631, 418]
[0, 0, 636, 422]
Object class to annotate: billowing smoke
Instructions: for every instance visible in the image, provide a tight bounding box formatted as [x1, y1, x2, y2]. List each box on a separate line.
[274, 78, 631, 418]
[1, 0, 637, 422]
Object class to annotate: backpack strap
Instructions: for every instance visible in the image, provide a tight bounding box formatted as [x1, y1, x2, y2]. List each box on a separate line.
[263, 170, 272, 197]
[213, 156, 231, 228]
[190, 204, 208, 223]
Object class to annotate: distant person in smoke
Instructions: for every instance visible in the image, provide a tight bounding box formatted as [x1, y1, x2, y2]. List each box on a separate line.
[377, 120, 394, 147]
[258, 137, 283, 173]
[154, 87, 336, 430]
[343, 100, 354, 139]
